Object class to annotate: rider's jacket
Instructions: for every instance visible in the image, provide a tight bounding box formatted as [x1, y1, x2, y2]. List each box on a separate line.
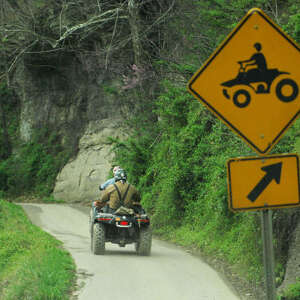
[99, 181, 141, 210]
[100, 178, 115, 190]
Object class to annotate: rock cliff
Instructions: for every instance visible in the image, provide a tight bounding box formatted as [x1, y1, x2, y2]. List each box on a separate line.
[12, 55, 129, 202]
[53, 119, 125, 203]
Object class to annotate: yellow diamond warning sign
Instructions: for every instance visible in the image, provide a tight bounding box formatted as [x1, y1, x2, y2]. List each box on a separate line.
[188, 8, 300, 154]
[227, 154, 300, 212]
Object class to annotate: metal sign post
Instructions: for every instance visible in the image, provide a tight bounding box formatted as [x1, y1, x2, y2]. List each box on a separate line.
[261, 210, 276, 300]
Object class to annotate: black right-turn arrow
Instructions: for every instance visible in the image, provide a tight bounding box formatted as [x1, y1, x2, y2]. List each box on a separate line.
[247, 162, 282, 202]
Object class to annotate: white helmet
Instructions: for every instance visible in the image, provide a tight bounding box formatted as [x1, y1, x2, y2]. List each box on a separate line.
[113, 166, 121, 175]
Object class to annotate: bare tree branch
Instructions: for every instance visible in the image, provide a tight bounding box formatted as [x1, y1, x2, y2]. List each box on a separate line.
[52, 8, 127, 48]
[0, 0, 176, 74]
[105, 8, 120, 69]
[7, 40, 38, 76]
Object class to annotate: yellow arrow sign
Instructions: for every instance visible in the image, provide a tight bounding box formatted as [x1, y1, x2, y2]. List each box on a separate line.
[188, 8, 300, 154]
[227, 154, 300, 212]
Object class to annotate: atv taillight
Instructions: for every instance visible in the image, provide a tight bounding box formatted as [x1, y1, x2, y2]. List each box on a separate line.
[120, 221, 129, 226]
[97, 217, 112, 221]
[137, 219, 149, 223]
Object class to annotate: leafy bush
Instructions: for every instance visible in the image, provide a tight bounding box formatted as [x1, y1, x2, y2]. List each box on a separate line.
[0, 79, 72, 198]
[279, 281, 300, 300]
[0, 129, 70, 197]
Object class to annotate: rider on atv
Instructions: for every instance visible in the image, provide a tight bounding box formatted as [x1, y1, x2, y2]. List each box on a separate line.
[90, 168, 151, 255]
[96, 168, 142, 214]
[99, 165, 120, 191]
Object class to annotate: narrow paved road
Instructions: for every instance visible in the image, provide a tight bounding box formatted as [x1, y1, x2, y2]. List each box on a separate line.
[21, 203, 240, 300]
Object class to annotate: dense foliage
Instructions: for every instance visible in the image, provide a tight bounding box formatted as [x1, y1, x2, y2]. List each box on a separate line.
[0, 82, 70, 197]
[111, 0, 300, 297]
[0, 129, 70, 197]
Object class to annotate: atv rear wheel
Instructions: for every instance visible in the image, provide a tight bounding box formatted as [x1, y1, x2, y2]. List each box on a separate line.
[92, 223, 106, 255]
[89, 209, 93, 235]
[136, 226, 152, 256]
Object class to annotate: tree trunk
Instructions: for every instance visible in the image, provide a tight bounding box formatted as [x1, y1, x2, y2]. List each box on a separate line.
[128, 0, 143, 67]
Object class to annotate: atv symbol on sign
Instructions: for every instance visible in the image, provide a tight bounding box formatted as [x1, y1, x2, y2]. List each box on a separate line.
[221, 42, 299, 108]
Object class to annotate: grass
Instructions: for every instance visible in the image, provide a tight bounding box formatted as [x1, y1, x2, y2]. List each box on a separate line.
[152, 212, 266, 298]
[0, 199, 76, 300]
[153, 212, 263, 278]
[278, 281, 300, 300]
[152, 211, 300, 299]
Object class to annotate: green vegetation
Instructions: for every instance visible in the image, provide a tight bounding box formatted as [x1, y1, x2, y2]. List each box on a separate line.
[112, 79, 296, 286]
[1, 129, 71, 197]
[0, 129, 71, 198]
[111, 0, 300, 295]
[0, 81, 70, 198]
[279, 281, 300, 300]
[0, 199, 76, 300]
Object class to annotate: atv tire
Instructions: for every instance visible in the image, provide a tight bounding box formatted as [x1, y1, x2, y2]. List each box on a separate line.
[92, 223, 106, 255]
[89, 209, 93, 235]
[136, 226, 152, 256]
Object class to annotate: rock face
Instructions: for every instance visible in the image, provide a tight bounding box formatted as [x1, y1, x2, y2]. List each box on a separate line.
[53, 119, 125, 203]
[12, 56, 128, 203]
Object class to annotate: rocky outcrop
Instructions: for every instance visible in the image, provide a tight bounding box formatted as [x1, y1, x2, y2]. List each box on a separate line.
[14, 57, 126, 142]
[53, 119, 125, 203]
[12, 55, 129, 203]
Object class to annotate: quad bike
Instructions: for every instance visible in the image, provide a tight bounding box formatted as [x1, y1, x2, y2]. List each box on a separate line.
[221, 62, 299, 108]
[89, 202, 152, 256]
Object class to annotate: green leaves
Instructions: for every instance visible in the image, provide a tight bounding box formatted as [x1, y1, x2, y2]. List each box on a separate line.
[110, 0, 300, 287]
[0, 129, 70, 197]
[279, 280, 300, 299]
